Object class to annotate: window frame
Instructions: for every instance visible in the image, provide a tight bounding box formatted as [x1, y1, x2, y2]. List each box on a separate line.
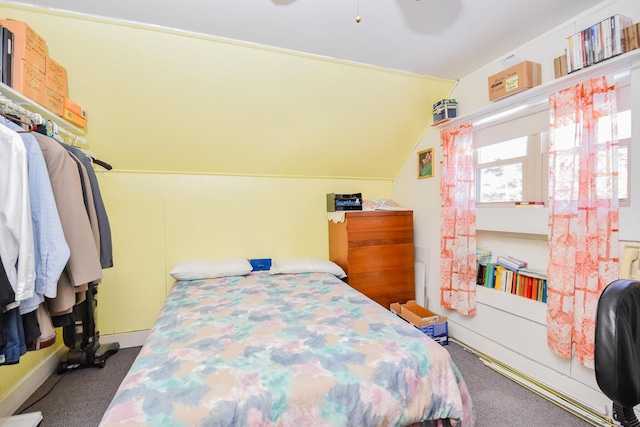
[473, 81, 630, 209]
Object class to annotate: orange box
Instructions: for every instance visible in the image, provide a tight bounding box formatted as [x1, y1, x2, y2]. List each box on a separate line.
[63, 107, 87, 129]
[44, 88, 64, 116]
[0, 19, 47, 73]
[488, 60, 541, 102]
[12, 59, 46, 105]
[63, 98, 86, 119]
[45, 56, 68, 97]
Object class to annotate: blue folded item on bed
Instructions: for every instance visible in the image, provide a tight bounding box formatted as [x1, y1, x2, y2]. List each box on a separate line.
[249, 258, 272, 271]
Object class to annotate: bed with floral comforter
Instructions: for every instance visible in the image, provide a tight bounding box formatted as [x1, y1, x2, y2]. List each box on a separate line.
[100, 272, 475, 426]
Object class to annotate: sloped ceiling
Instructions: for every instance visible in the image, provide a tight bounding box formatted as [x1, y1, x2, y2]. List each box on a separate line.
[5, 0, 604, 79]
[1, 1, 604, 179]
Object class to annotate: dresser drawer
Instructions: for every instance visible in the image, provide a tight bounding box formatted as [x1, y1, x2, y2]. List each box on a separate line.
[348, 267, 415, 308]
[348, 267, 415, 295]
[346, 243, 414, 274]
[346, 212, 413, 247]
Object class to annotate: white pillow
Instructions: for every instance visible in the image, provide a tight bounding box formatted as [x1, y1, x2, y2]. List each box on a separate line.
[269, 257, 346, 279]
[169, 258, 253, 280]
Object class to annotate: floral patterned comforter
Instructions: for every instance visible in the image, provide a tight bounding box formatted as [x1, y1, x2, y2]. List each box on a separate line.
[100, 272, 475, 426]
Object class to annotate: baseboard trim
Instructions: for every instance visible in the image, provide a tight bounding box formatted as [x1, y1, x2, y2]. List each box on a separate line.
[450, 337, 615, 427]
[0, 345, 67, 417]
[100, 330, 149, 349]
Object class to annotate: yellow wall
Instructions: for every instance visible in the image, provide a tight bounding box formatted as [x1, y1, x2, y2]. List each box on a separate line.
[0, 4, 445, 409]
[0, 5, 454, 180]
[95, 172, 393, 334]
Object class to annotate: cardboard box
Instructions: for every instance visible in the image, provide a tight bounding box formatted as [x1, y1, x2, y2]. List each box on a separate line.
[12, 59, 46, 106]
[63, 98, 87, 119]
[0, 19, 47, 73]
[624, 22, 640, 53]
[390, 300, 448, 345]
[45, 56, 68, 97]
[488, 61, 541, 102]
[553, 55, 568, 79]
[44, 88, 64, 116]
[63, 107, 87, 129]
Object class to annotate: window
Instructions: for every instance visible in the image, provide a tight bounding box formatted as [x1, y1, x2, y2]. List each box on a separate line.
[474, 109, 549, 207]
[476, 134, 546, 204]
[474, 83, 631, 207]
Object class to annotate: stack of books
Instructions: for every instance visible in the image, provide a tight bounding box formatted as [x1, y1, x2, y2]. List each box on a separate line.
[496, 255, 527, 270]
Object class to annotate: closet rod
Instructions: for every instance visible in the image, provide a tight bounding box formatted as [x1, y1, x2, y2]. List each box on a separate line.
[0, 95, 87, 145]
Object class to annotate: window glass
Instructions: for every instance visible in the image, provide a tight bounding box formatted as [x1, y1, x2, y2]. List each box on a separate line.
[475, 107, 631, 206]
[478, 163, 523, 202]
[477, 137, 527, 164]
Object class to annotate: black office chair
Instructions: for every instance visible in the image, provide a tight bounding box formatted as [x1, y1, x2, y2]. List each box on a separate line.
[595, 279, 640, 427]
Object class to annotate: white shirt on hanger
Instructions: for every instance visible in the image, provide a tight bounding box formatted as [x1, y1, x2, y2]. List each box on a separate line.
[0, 123, 36, 305]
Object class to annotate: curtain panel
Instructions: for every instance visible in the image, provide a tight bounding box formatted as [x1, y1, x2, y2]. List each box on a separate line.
[547, 76, 619, 368]
[440, 123, 477, 316]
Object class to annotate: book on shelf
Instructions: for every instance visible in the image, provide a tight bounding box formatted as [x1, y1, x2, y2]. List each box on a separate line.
[478, 260, 548, 302]
[565, 14, 633, 73]
[1, 26, 13, 87]
[518, 267, 547, 279]
[483, 263, 496, 289]
[515, 201, 545, 208]
[494, 265, 503, 291]
[476, 263, 486, 286]
[478, 262, 548, 303]
[496, 255, 527, 271]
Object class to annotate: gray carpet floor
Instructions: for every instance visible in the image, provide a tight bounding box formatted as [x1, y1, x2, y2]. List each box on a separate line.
[15, 342, 598, 426]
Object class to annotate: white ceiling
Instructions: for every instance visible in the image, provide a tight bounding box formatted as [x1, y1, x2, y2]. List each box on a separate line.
[8, 0, 604, 80]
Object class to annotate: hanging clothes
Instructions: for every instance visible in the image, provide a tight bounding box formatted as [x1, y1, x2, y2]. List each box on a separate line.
[0, 234, 26, 364]
[0, 116, 112, 365]
[0, 123, 35, 305]
[32, 132, 103, 318]
[0, 120, 70, 315]
[61, 144, 113, 268]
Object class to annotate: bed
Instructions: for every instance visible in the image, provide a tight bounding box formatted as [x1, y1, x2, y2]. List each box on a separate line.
[100, 260, 475, 426]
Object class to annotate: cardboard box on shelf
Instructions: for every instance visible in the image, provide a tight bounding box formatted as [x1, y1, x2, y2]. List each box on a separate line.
[45, 56, 68, 97]
[62, 107, 87, 129]
[44, 88, 64, 116]
[390, 300, 448, 345]
[624, 22, 640, 53]
[553, 55, 568, 79]
[488, 60, 541, 102]
[0, 19, 47, 73]
[12, 59, 46, 106]
[63, 98, 86, 119]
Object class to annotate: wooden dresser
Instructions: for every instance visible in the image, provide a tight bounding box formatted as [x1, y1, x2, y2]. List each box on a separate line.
[328, 210, 415, 308]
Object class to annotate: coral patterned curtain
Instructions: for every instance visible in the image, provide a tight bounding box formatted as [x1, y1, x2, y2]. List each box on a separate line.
[440, 123, 477, 316]
[547, 76, 619, 368]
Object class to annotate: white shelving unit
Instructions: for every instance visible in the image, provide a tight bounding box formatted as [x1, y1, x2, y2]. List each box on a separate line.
[0, 81, 85, 140]
[438, 48, 640, 131]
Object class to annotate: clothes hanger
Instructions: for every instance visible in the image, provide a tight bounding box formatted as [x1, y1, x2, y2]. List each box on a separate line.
[0, 111, 35, 132]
